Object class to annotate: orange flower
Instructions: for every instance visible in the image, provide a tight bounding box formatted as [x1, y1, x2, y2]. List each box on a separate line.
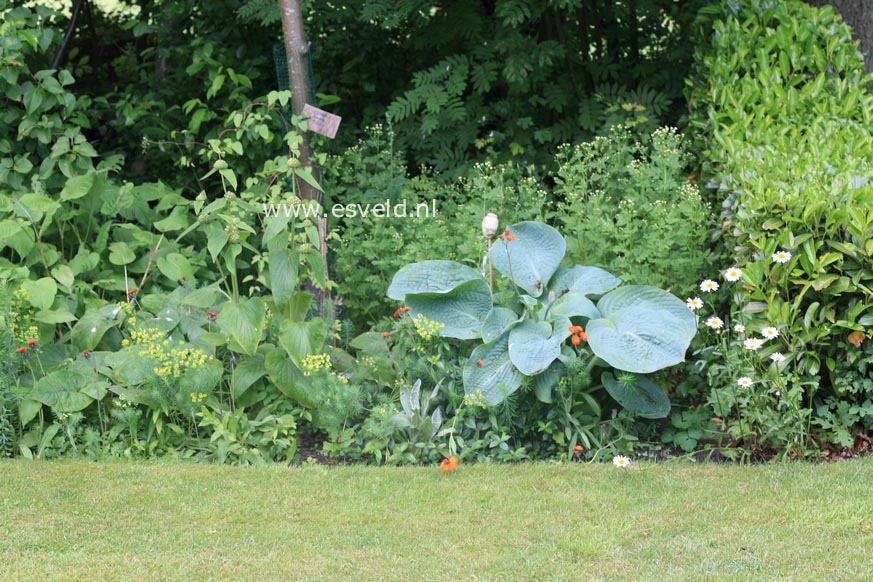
[440, 456, 458, 472]
[381, 331, 390, 337]
[476, 359, 485, 367]
[26, 338, 36, 347]
[126, 288, 138, 296]
[578, 329, 588, 342]
[393, 307, 404, 318]
[82, 350, 91, 359]
[403, 307, 412, 312]
[574, 444, 583, 455]
[17, 346, 26, 355]
[568, 325, 583, 334]
[206, 311, 217, 321]
[848, 330, 865, 348]
[506, 234, 515, 241]
[570, 335, 581, 346]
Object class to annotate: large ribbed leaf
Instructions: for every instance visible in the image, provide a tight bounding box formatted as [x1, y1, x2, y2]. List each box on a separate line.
[481, 307, 521, 343]
[462, 334, 521, 405]
[601, 371, 671, 418]
[488, 222, 565, 297]
[30, 367, 106, 413]
[507, 320, 569, 375]
[387, 260, 482, 300]
[548, 265, 622, 297]
[548, 292, 601, 319]
[587, 286, 696, 374]
[406, 278, 492, 339]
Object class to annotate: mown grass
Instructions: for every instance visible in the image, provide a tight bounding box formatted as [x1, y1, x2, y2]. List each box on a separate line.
[1, 459, 871, 581]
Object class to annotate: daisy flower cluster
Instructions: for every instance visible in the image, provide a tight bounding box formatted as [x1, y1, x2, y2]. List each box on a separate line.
[686, 257, 793, 391]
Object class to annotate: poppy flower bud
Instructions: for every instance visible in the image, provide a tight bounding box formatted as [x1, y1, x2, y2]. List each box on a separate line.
[481, 213, 499, 238]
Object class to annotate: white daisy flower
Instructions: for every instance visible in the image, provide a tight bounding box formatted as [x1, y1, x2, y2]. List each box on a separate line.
[770, 352, 785, 363]
[686, 297, 704, 311]
[761, 327, 779, 340]
[705, 316, 724, 330]
[612, 455, 631, 468]
[734, 324, 745, 333]
[744, 338, 763, 350]
[736, 377, 753, 388]
[700, 279, 719, 293]
[772, 250, 792, 264]
[724, 267, 743, 282]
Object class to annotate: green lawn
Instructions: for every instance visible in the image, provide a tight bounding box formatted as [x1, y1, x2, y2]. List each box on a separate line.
[1, 459, 871, 581]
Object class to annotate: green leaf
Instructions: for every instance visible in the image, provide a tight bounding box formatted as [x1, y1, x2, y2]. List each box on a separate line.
[71, 303, 125, 351]
[533, 362, 563, 404]
[60, 172, 95, 201]
[180, 287, 220, 309]
[108, 242, 136, 266]
[263, 345, 316, 407]
[232, 353, 266, 399]
[548, 292, 601, 319]
[548, 265, 622, 297]
[178, 358, 223, 401]
[34, 308, 77, 324]
[481, 307, 521, 343]
[587, 286, 696, 374]
[507, 319, 569, 375]
[405, 278, 492, 340]
[51, 264, 75, 289]
[462, 334, 522, 406]
[19, 398, 41, 426]
[21, 277, 57, 310]
[216, 298, 265, 356]
[278, 318, 328, 366]
[601, 371, 670, 419]
[488, 222, 565, 297]
[267, 239, 298, 310]
[153, 206, 190, 233]
[157, 253, 195, 283]
[387, 260, 483, 300]
[31, 368, 103, 413]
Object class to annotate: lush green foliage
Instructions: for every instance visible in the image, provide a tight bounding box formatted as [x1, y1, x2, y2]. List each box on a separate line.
[687, 0, 873, 457]
[553, 126, 712, 295]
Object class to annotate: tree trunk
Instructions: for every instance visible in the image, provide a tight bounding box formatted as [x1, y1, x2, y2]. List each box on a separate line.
[807, 1, 873, 75]
[278, 0, 320, 203]
[278, 0, 331, 317]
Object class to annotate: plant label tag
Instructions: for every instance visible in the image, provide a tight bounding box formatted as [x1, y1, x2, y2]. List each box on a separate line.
[302, 104, 341, 139]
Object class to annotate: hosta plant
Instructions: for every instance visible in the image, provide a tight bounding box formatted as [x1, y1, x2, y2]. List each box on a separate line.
[387, 222, 697, 417]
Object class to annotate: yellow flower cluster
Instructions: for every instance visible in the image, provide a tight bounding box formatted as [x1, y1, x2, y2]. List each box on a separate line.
[189, 392, 208, 404]
[129, 325, 209, 380]
[301, 353, 332, 376]
[413, 314, 444, 341]
[463, 389, 487, 408]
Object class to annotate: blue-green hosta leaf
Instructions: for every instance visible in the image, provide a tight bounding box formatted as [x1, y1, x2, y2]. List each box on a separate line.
[533, 361, 564, 403]
[387, 260, 483, 300]
[508, 320, 570, 375]
[481, 307, 521, 343]
[601, 371, 671, 419]
[462, 334, 521, 406]
[548, 265, 622, 297]
[587, 286, 696, 374]
[548, 291, 601, 320]
[406, 278, 492, 340]
[488, 222, 565, 297]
